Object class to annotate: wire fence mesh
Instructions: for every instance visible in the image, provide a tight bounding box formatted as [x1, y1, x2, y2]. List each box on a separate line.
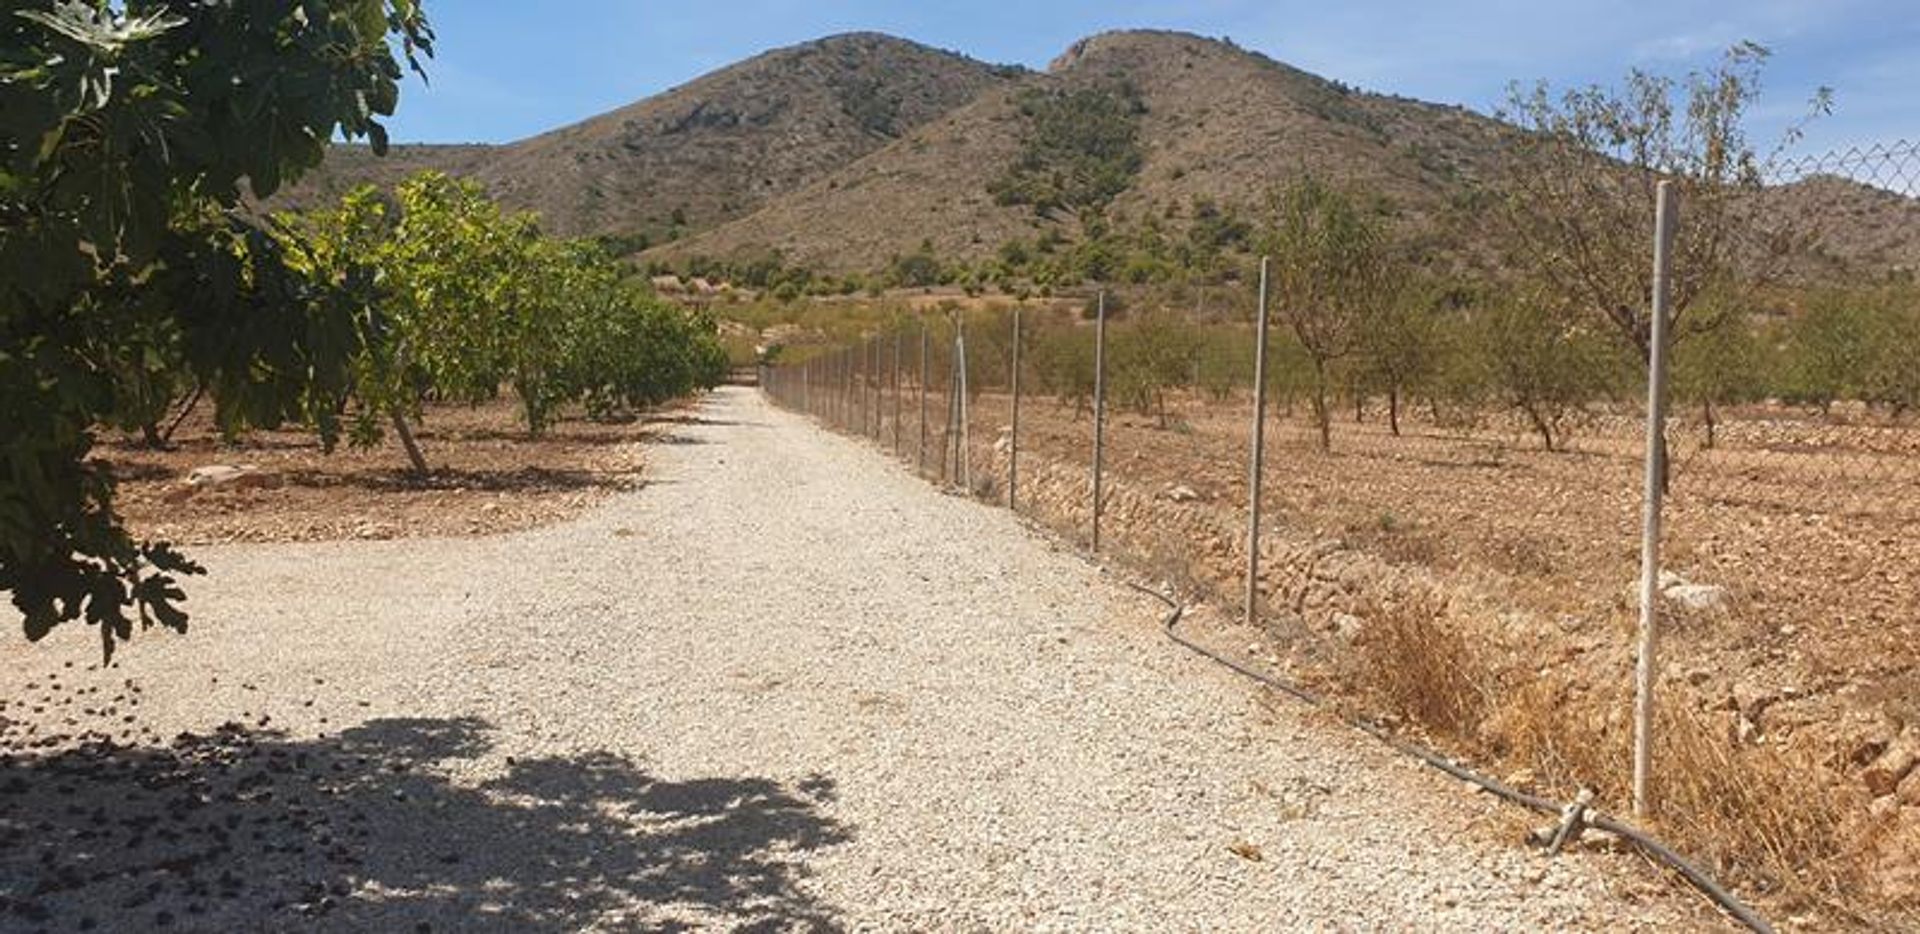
[761, 139, 1919, 916]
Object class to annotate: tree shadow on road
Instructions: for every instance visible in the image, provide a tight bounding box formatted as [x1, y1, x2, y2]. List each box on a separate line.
[0, 715, 848, 931]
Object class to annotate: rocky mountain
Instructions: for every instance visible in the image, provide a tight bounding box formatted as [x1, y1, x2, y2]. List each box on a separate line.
[277, 32, 1021, 241]
[285, 29, 1916, 278]
[652, 30, 1522, 272]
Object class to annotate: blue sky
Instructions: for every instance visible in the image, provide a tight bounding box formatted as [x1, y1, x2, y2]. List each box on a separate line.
[388, 1, 1916, 158]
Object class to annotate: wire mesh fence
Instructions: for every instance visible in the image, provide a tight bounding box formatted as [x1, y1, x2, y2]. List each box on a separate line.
[761, 139, 1919, 914]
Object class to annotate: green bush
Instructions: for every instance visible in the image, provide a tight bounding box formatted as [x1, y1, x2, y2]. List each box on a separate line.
[989, 84, 1145, 217]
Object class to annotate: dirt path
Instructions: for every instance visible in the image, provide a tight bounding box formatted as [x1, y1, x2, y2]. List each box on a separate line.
[1, 387, 1712, 931]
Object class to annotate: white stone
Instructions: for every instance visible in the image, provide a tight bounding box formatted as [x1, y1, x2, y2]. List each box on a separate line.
[1664, 583, 1729, 613]
[1163, 485, 1200, 503]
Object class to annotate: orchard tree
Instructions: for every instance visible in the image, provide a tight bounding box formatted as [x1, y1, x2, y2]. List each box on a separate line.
[1495, 42, 1828, 359]
[1356, 277, 1445, 437]
[291, 175, 732, 469]
[1784, 285, 1920, 417]
[1110, 308, 1199, 428]
[2, 0, 433, 656]
[1670, 304, 1770, 448]
[1261, 177, 1390, 451]
[1471, 292, 1624, 452]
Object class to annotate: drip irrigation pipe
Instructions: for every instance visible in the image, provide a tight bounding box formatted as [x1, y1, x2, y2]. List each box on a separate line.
[1121, 578, 1773, 934]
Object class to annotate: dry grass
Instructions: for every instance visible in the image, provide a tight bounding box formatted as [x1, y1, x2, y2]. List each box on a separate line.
[1651, 706, 1860, 912]
[1487, 666, 1861, 917]
[1339, 587, 1866, 919]
[1346, 589, 1496, 741]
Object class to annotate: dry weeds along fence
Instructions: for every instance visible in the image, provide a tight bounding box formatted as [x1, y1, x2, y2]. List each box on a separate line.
[759, 141, 1920, 926]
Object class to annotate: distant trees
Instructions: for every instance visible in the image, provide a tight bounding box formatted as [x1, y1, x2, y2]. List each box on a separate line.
[1782, 284, 1920, 417]
[1670, 300, 1770, 448]
[1354, 279, 1445, 437]
[1109, 309, 1200, 427]
[1467, 293, 1625, 451]
[290, 173, 730, 473]
[990, 83, 1146, 220]
[887, 239, 944, 288]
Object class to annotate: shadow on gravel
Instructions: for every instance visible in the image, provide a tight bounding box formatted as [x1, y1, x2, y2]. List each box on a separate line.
[0, 713, 847, 932]
[643, 414, 767, 429]
[279, 465, 632, 495]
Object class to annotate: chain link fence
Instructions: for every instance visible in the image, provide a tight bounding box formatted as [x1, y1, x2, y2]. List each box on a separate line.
[761, 139, 1919, 918]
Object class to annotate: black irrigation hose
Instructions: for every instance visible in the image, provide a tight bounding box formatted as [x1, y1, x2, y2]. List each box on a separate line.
[1120, 578, 1774, 934]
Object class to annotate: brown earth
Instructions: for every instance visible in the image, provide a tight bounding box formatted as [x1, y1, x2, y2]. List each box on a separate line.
[98, 398, 691, 546]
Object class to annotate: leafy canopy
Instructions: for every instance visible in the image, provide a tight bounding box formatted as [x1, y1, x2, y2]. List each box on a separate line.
[2, 0, 433, 657]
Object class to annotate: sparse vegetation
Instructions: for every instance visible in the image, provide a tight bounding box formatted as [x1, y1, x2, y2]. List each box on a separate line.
[990, 83, 1146, 219]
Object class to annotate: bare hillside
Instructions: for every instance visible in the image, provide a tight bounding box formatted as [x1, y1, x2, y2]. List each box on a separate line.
[653, 30, 1521, 272]
[276, 33, 1020, 238]
[278, 29, 1916, 278]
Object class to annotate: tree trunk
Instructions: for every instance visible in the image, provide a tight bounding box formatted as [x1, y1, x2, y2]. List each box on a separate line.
[1702, 400, 1717, 450]
[1521, 400, 1558, 452]
[1310, 360, 1332, 452]
[139, 422, 165, 449]
[1388, 386, 1402, 437]
[161, 383, 206, 445]
[390, 407, 429, 476]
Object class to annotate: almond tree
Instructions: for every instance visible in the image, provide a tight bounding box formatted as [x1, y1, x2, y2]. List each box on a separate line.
[1495, 42, 1827, 358]
[1261, 177, 1390, 451]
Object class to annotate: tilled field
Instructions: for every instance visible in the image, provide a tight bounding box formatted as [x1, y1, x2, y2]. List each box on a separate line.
[1, 388, 1710, 931]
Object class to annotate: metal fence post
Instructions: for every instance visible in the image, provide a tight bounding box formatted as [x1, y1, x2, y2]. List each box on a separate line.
[1247, 257, 1272, 627]
[1092, 290, 1108, 554]
[1010, 305, 1022, 512]
[1634, 180, 1679, 818]
[956, 321, 971, 492]
[943, 335, 956, 484]
[918, 325, 929, 475]
[893, 329, 903, 456]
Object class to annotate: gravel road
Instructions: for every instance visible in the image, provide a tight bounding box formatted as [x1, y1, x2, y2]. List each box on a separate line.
[0, 386, 1713, 932]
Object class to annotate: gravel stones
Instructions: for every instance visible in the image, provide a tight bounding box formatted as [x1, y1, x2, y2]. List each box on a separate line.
[1, 388, 1708, 930]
